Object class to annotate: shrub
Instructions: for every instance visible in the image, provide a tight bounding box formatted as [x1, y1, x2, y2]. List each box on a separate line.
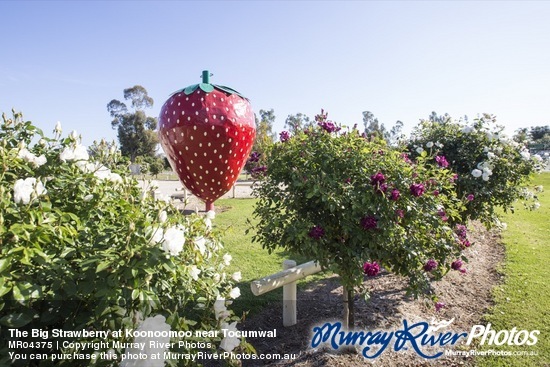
[408, 113, 544, 227]
[0, 111, 241, 366]
[250, 111, 469, 325]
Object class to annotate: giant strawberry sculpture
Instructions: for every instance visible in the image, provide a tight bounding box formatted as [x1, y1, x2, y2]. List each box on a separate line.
[158, 71, 256, 211]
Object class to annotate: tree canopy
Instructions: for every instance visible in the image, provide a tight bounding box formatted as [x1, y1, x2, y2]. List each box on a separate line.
[107, 85, 158, 163]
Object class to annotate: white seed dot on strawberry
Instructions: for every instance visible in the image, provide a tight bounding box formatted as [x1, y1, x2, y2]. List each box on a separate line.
[188, 117, 191, 121]
[190, 160, 194, 164]
[195, 111, 199, 116]
[208, 142, 211, 147]
[199, 143, 202, 147]
[219, 155, 222, 159]
[168, 118, 171, 123]
[205, 118, 208, 123]
[178, 102, 181, 106]
[185, 146, 188, 150]
[173, 111, 175, 115]
[181, 111, 185, 115]
[216, 133, 220, 138]
[190, 136, 194, 140]
[213, 115, 217, 119]
[203, 152, 207, 156]
[178, 151, 182, 156]
[191, 102, 195, 106]
[204, 132, 207, 136]
[177, 119, 180, 124]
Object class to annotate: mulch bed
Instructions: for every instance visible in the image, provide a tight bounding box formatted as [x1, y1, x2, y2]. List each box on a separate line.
[239, 222, 504, 367]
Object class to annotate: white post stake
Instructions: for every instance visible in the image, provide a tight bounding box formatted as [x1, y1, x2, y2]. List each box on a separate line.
[282, 260, 297, 327]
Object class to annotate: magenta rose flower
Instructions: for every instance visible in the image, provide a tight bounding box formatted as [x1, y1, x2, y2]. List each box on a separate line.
[390, 189, 400, 201]
[451, 260, 463, 271]
[424, 259, 438, 272]
[360, 215, 378, 230]
[363, 261, 380, 276]
[435, 155, 449, 168]
[410, 183, 425, 197]
[308, 225, 325, 239]
[279, 130, 291, 142]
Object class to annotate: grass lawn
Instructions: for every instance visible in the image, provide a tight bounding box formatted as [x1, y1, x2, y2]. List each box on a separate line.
[477, 172, 550, 366]
[214, 198, 325, 317]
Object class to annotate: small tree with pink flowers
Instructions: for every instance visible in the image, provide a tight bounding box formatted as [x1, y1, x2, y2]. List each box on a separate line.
[250, 111, 468, 328]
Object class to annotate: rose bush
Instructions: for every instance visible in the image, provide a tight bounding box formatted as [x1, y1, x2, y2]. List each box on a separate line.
[0, 111, 241, 366]
[250, 111, 470, 325]
[408, 113, 544, 227]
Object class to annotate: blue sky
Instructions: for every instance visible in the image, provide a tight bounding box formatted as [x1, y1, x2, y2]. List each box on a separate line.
[1, 1, 549, 146]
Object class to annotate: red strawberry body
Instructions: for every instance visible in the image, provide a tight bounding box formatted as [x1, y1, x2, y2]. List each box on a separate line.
[158, 71, 256, 210]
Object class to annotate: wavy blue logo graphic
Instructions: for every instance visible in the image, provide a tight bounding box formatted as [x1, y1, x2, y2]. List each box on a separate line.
[310, 320, 467, 359]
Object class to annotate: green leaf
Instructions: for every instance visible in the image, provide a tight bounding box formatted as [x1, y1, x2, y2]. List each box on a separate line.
[0, 283, 12, 297]
[0, 312, 33, 327]
[0, 258, 9, 273]
[96, 261, 110, 273]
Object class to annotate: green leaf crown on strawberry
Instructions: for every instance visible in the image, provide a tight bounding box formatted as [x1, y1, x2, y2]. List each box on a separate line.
[158, 71, 256, 211]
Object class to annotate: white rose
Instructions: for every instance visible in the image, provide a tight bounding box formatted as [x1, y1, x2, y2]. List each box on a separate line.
[60, 144, 89, 162]
[214, 298, 230, 320]
[416, 147, 424, 154]
[223, 254, 232, 266]
[194, 236, 206, 255]
[520, 151, 531, 160]
[121, 315, 170, 367]
[232, 271, 242, 282]
[189, 265, 201, 280]
[162, 226, 185, 256]
[220, 321, 240, 352]
[229, 287, 241, 299]
[426, 142, 434, 148]
[158, 211, 168, 223]
[13, 177, 47, 205]
[471, 169, 482, 178]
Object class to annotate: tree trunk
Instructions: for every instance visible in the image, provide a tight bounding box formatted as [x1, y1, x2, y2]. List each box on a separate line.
[342, 286, 356, 354]
[342, 286, 354, 330]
